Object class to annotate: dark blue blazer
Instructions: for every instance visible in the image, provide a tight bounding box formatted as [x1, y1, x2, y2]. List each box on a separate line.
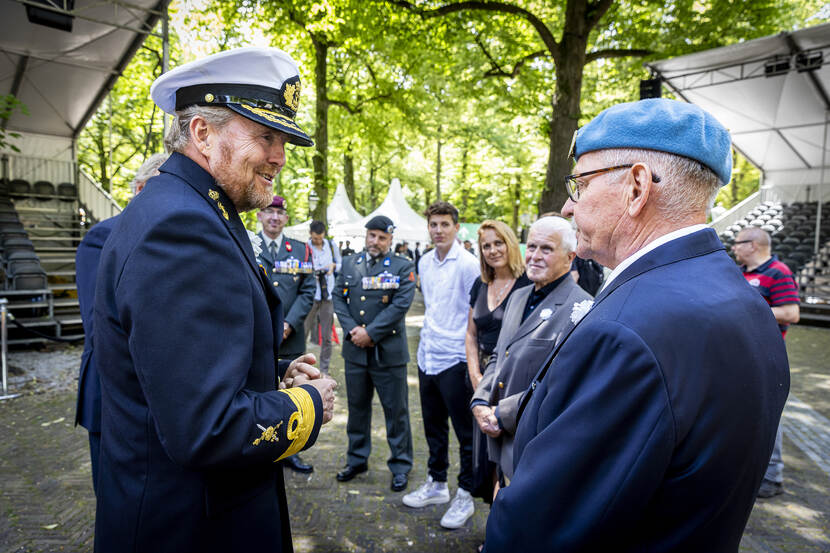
[93, 153, 323, 553]
[483, 229, 790, 553]
[75, 215, 117, 432]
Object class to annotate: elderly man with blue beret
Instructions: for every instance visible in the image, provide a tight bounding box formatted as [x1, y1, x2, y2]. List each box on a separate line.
[92, 47, 337, 553]
[482, 98, 789, 552]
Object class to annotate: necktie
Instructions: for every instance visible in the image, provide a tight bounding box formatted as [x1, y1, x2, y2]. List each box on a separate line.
[270, 241, 278, 259]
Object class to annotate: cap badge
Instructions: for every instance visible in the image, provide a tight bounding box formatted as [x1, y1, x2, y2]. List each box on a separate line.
[208, 189, 219, 200]
[283, 79, 301, 112]
[204, 93, 215, 103]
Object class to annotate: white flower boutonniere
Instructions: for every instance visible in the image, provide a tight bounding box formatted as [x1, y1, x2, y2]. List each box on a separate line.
[247, 229, 263, 257]
[570, 299, 594, 324]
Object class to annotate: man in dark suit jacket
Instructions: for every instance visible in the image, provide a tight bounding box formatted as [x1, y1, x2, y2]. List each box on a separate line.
[332, 215, 416, 492]
[482, 99, 789, 552]
[471, 216, 591, 482]
[74, 152, 167, 493]
[93, 47, 336, 553]
[256, 195, 317, 473]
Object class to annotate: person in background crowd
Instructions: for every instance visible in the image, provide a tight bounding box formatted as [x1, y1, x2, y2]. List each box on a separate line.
[256, 195, 317, 474]
[463, 220, 529, 505]
[732, 226, 800, 498]
[304, 220, 341, 374]
[75, 152, 167, 494]
[93, 47, 336, 553]
[342, 240, 355, 256]
[403, 240, 414, 260]
[414, 241, 422, 273]
[333, 215, 416, 492]
[463, 239, 476, 256]
[483, 98, 789, 552]
[403, 201, 479, 530]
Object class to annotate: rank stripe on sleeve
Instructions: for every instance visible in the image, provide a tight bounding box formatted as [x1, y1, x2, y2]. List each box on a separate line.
[275, 387, 317, 461]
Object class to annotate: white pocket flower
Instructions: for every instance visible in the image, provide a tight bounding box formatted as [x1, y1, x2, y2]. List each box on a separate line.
[570, 299, 594, 324]
[247, 229, 263, 257]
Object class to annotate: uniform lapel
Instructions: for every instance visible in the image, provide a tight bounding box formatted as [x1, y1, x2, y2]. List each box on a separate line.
[258, 232, 275, 266]
[161, 153, 272, 296]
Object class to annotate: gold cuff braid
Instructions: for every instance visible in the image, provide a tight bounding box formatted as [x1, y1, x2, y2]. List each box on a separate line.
[275, 387, 316, 461]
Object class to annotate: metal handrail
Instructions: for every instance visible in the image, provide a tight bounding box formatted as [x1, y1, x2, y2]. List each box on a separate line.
[78, 168, 122, 223]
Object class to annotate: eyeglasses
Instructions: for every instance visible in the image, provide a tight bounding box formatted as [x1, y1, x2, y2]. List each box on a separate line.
[732, 240, 753, 245]
[563, 164, 661, 202]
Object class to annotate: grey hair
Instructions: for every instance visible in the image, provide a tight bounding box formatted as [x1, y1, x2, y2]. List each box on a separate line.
[598, 148, 722, 222]
[130, 153, 168, 195]
[163, 105, 236, 154]
[529, 216, 577, 253]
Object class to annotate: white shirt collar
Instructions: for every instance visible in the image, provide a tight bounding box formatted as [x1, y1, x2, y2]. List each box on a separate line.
[599, 224, 708, 293]
[263, 232, 284, 251]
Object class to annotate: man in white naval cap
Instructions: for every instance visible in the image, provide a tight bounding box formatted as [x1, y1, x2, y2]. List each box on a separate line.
[92, 47, 336, 553]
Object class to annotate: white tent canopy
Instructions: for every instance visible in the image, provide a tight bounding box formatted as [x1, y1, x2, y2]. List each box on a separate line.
[0, 0, 165, 141]
[647, 23, 830, 205]
[283, 181, 365, 243]
[333, 178, 429, 247]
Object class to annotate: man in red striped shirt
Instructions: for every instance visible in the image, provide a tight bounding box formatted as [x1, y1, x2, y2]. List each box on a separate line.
[733, 226, 800, 498]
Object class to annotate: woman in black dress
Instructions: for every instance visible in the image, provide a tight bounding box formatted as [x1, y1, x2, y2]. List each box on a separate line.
[464, 220, 529, 505]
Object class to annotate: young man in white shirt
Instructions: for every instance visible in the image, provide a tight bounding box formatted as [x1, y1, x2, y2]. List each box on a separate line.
[403, 201, 480, 529]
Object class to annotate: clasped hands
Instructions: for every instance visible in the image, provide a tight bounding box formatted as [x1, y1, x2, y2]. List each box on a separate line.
[281, 353, 337, 424]
[472, 405, 501, 438]
[349, 326, 374, 348]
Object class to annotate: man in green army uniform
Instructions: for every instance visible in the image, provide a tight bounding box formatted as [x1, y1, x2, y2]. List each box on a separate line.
[333, 215, 416, 492]
[256, 195, 317, 474]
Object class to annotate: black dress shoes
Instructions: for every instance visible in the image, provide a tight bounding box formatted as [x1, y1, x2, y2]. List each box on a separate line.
[391, 473, 408, 492]
[283, 454, 314, 473]
[336, 463, 368, 482]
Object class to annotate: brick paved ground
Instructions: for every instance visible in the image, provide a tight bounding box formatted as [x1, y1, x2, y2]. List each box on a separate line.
[1, 301, 828, 552]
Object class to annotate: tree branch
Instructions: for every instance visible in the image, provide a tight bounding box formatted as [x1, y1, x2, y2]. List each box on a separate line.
[585, 0, 614, 29]
[389, 0, 559, 61]
[585, 48, 652, 64]
[329, 93, 393, 115]
[474, 31, 548, 78]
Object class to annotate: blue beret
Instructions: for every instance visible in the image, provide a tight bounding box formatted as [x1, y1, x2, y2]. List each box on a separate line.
[574, 98, 733, 185]
[366, 215, 395, 234]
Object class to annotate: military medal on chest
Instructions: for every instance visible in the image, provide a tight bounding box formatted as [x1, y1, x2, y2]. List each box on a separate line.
[362, 270, 400, 290]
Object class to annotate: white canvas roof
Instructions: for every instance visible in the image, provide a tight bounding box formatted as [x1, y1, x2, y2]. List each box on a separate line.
[283, 181, 365, 242]
[333, 178, 430, 247]
[0, 0, 164, 140]
[647, 23, 830, 204]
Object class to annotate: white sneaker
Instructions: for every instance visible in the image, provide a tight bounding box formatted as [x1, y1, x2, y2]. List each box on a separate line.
[440, 488, 474, 529]
[402, 475, 450, 508]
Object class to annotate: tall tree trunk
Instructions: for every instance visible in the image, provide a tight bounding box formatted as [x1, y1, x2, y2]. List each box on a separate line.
[312, 37, 329, 223]
[538, 7, 590, 215]
[512, 176, 520, 236]
[369, 165, 377, 210]
[435, 126, 442, 201]
[459, 146, 469, 220]
[344, 151, 355, 207]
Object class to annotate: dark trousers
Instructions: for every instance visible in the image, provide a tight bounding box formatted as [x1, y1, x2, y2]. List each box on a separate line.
[89, 431, 101, 495]
[417, 362, 474, 491]
[345, 359, 413, 475]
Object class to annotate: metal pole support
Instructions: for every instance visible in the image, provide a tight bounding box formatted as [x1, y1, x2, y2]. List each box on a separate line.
[0, 298, 20, 401]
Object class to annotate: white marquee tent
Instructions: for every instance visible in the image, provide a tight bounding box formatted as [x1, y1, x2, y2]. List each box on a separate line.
[283, 181, 365, 242]
[332, 178, 430, 247]
[647, 23, 830, 205]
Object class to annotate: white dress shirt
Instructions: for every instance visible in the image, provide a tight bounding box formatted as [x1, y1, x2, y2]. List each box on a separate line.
[417, 240, 480, 374]
[600, 224, 708, 293]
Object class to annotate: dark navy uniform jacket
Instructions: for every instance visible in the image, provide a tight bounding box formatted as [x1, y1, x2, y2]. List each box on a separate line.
[93, 153, 323, 553]
[483, 229, 790, 553]
[257, 232, 315, 358]
[75, 215, 117, 433]
[333, 251, 415, 367]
